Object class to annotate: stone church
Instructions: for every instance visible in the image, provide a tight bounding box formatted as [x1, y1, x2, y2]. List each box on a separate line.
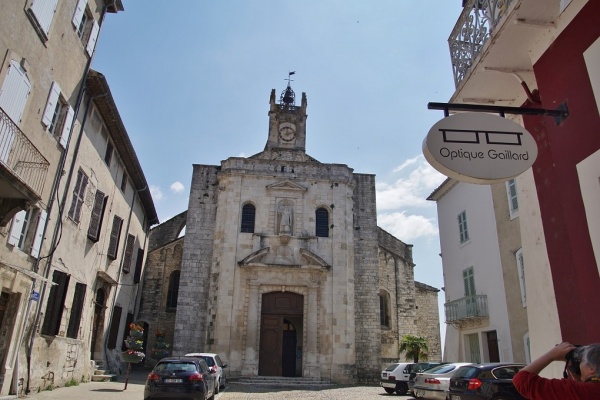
[138, 84, 441, 384]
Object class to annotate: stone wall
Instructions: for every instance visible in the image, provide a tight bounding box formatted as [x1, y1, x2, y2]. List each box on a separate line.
[173, 164, 219, 354]
[414, 281, 442, 362]
[148, 211, 187, 252]
[352, 173, 381, 384]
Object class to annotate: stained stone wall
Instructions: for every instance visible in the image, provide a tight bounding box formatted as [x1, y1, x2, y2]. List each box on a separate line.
[352, 174, 381, 384]
[414, 282, 442, 362]
[172, 165, 219, 354]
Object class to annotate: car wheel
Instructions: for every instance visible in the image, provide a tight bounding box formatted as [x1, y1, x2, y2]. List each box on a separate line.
[396, 382, 408, 395]
[384, 388, 395, 394]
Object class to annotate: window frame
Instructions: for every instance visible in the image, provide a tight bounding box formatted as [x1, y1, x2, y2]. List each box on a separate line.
[66, 282, 86, 338]
[516, 248, 526, 307]
[107, 215, 123, 260]
[41, 270, 70, 336]
[315, 207, 329, 237]
[240, 203, 256, 233]
[166, 270, 180, 309]
[506, 178, 519, 219]
[458, 210, 469, 244]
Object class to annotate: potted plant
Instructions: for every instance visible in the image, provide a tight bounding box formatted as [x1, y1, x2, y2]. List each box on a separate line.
[129, 322, 144, 338]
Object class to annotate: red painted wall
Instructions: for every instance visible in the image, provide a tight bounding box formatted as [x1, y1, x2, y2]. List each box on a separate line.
[523, 0, 600, 344]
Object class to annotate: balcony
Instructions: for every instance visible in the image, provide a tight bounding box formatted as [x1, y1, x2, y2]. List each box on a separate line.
[448, 0, 567, 105]
[444, 295, 488, 327]
[0, 107, 49, 220]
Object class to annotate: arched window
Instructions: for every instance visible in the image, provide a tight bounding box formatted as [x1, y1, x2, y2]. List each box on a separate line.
[166, 271, 180, 309]
[241, 204, 255, 233]
[315, 207, 329, 237]
[380, 290, 391, 327]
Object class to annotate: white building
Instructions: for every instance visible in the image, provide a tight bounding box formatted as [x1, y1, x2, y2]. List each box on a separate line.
[428, 178, 528, 364]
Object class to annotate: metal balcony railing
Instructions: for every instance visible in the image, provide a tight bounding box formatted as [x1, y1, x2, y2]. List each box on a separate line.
[448, 0, 514, 87]
[0, 107, 49, 197]
[444, 295, 488, 323]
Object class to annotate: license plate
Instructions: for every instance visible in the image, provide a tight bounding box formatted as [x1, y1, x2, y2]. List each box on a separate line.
[164, 378, 183, 383]
[451, 395, 461, 400]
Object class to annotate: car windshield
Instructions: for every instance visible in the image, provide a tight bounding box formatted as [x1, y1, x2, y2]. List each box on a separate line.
[385, 363, 399, 371]
[155, 362, 196, 372]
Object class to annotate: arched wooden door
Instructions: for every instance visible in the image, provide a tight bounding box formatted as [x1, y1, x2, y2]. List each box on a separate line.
[258, 292, 303, 376]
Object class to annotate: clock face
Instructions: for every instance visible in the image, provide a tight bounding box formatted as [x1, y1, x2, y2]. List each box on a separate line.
[278, 122, 296, 141]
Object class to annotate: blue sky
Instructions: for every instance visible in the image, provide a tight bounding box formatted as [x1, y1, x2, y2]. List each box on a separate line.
[92, 1, 461, 350]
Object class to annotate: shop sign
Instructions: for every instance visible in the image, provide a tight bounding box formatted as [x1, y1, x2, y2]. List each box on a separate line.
[423, 113, 538, 184]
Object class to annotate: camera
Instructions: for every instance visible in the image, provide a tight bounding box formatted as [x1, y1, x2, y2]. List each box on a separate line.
[564, 345, 583, 379]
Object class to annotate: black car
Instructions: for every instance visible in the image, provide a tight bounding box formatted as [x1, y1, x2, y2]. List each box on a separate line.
[448, 363, 526, 400]
[144, 356, 217, 400]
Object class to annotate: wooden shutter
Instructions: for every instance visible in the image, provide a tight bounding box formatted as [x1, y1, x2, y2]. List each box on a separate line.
[30, 209, 47, 258]
[41, 270, 70, 336]
[86, 20, 99, 56]
[0, 60, 32, 124]
[72, 0, 87, 27]
[122, 234, 135, 273]
[66, 283, 86, 338]
[7, 210, 26, 246]
[133, 248, 144, 283]
[42, 81, 60, 127]
[68, 170, 88, 222]
[29, 0, 58, 36]
[122, 313, 134, 350]
[59, 105, 74, 147]
[107, 305, 122, 349]
[87, 190, 106, 242]
[107, 216, 123, 259]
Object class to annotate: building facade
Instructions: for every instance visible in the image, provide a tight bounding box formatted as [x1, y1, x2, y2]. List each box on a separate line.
[443, 0, 599, 377]
[428, 178, 529, 364]
[138, 85, 441, 384]
[0, 1, 158, 395]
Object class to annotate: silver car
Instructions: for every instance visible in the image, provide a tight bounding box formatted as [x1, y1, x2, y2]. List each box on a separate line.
[413, 362, 472, 400]
[185, 353, 227, 394]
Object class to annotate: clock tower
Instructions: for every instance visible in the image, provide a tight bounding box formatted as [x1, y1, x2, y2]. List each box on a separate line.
[263, 82, 308, 154]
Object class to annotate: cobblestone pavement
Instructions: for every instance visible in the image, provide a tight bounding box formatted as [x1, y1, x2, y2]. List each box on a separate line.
[2, 370, 418, 400]
[218, 383, 417, 400]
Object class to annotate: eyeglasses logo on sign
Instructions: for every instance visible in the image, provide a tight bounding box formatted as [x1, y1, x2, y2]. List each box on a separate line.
[423, 113, 538, 184]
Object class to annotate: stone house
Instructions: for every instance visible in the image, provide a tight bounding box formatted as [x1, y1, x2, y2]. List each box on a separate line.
[138, 85, 441, 384]
[0, 1, 158, 395]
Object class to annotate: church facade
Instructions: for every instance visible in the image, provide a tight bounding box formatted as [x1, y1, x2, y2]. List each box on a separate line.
[139, 85, 441, 384]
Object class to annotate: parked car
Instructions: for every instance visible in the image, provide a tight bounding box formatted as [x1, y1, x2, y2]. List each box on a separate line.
[185, 352, 227, 393]
[448, 363, 526, 400]
[380, 362, 415, 395]
[408, 362, 446, 394]
[413, 362, 473, 400]
[144, 356, 216, 400]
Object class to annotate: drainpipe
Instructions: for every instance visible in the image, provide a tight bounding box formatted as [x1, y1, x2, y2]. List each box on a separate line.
[23, 2, 113, 394]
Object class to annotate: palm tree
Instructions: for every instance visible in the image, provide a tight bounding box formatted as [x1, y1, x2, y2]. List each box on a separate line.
[399, 335, 429, 363]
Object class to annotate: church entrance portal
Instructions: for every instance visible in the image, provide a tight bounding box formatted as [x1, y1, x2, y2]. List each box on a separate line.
[258, 292, 303, 377]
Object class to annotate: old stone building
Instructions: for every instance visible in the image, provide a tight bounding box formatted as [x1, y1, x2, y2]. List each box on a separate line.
[138, 84, 441, 384]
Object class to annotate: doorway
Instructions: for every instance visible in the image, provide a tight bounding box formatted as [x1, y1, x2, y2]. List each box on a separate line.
[90, 288, 106, 359]
[258, 292, 303, 377]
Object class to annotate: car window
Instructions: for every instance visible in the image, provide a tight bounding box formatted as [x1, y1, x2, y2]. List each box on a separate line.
[197, 360, 209, 373]
[155, 362, 196, 372]
[492, 366, 522, 379]
[403, 364, 414, 374]
[385, 363, 399, 372]
[428, 364, 457, 374]
[202, 356, 216, 367]
[453, 366, 479, 378]
[215, 355, 223, 367]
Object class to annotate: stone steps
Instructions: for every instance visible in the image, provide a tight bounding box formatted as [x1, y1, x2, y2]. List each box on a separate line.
[232, 376, 334, 387]
[90, 360, 116, 382]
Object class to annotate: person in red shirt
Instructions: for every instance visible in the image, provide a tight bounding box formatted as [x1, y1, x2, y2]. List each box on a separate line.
[513, 342, 600, 399]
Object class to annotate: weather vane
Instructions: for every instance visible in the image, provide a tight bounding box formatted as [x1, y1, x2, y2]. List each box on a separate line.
[285, 71, 295, 86]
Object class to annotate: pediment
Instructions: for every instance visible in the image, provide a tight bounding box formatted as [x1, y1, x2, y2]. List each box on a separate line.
[237, 245, 330, 270]
[266, 180, 307, 192]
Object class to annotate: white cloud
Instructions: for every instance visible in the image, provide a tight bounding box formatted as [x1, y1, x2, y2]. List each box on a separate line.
[150, 185, 164, 201]
[170, 181, 185, 194]
[376, 155, 446, 210]
[378, 211, 438, 242]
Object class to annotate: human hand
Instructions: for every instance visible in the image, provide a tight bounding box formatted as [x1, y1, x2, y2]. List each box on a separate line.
[548, 342, 577, 361]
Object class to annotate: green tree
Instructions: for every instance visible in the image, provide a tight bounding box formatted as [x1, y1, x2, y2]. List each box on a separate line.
[399, 335, 429, 363]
